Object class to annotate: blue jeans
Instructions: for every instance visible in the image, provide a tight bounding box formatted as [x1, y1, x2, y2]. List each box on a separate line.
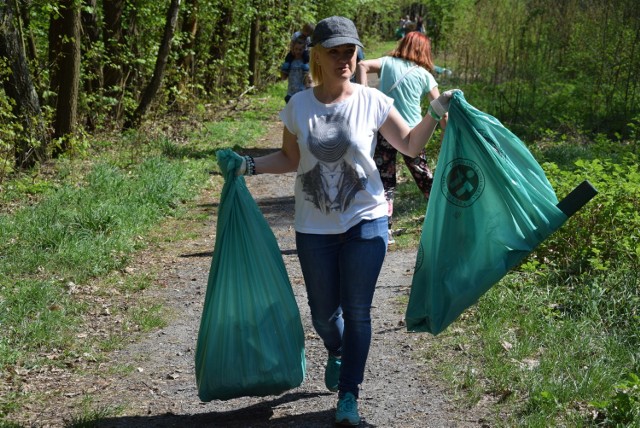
[296, 217, 388, 398]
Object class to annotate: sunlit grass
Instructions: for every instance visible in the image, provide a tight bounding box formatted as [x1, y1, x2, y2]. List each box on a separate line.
[400, 145, 640, 426]
[0, 83, 284, 423]
[2, 37, 638, 427]
[391, 91, 639, 425]
[66, 395, 121, 428]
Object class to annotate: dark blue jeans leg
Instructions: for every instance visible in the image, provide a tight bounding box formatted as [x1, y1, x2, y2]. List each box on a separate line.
[296, 217, 387, 398]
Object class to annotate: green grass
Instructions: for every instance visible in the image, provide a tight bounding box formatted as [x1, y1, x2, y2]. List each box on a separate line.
[412, 268, 640, 426]
[391, 106, 640, 425]
[65, 395, 121, 428]
[363, 39, 397, 58]
[2, 38, 639, 426]
[0, 85, 280, 423]
[1, 159, 197, 281]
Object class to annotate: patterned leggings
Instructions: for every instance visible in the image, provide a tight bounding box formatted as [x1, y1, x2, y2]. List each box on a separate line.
[374, 132, 433, 227]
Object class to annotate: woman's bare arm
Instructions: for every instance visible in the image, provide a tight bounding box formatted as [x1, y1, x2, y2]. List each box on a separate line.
[379, 107, 439, 158]
[381, 89, 457, 157]
[356, 58, 382, 86]
[427, 87, 448, 130]
[254, 126, 300, 174]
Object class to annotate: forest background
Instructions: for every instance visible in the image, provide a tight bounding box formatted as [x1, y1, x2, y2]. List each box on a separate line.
[1, 0, 639, 169]
[1, 0, 639, 426]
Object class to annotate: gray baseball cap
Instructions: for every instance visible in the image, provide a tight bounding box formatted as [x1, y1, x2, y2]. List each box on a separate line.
[310, 16, 364, 49]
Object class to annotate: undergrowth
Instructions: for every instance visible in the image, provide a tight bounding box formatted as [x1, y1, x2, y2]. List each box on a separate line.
[394, 125, 640, 426]
[0, 84, 282, 424]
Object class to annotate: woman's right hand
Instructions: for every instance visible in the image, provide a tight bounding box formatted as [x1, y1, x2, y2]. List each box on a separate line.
[216, 149, 246, 177]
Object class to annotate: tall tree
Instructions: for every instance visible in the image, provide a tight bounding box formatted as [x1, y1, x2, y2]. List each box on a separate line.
[123, 0, 181, 129]
[0, 0, 48, 168]
[17, 0, 38, 65]
[81, 0, 104, 130]
[175, 0, 198, 91]
[248, 13, 259, 87]
[206, 5, 233, 93]
[102, 0, 126, 119]
[48, 0, 82, 156]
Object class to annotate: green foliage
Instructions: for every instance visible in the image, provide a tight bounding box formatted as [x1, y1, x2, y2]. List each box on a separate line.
[65, 396, 120, 428]
[0, 418, 23, 428]
[314, 0, 358, 22]
[591, 373, 640, 426]
[363, 40, 397, 59]
[536, 154, 640, 275]
[444, 0, 640, 138]
[0, 157, 203, 369]
[0, 66, 19, 178]
[5, 0, 639, 175]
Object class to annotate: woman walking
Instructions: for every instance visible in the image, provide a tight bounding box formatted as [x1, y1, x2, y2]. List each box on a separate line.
[229, 16, 456, 425]
[356, 31, 447, 243]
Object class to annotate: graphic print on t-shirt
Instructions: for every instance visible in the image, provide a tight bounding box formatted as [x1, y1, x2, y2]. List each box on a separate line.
[300, 113, 366, 214]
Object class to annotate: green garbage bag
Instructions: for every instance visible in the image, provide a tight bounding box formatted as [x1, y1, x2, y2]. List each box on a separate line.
[195, 149, 305, 401]
[406, 92, 593, 335]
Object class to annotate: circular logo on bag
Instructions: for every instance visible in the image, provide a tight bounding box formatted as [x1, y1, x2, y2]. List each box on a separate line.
[440, 158, 485, 207]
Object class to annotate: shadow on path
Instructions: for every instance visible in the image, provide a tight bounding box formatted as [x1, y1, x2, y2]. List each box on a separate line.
[180, 194, 296, 259]
[94, 391, 378, 427]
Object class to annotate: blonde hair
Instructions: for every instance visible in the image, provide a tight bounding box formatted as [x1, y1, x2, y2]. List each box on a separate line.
[310, 44, 359, 86]
[309, 46, 324, 86]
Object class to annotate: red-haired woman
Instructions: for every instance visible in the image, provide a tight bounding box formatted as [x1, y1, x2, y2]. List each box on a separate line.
[357, 31, 447, 244]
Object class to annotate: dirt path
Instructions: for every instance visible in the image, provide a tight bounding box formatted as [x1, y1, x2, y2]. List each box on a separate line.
[11, 122, 489, 427]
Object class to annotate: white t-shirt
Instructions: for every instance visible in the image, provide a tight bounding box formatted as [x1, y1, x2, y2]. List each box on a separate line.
[280, 85, 393, 234]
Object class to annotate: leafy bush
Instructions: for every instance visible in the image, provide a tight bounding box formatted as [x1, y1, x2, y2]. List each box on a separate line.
[0, 90, 19, 179]
[523, 148, 640, 347]
[591, 373, 640, 426]
[537, 154, 640, 275]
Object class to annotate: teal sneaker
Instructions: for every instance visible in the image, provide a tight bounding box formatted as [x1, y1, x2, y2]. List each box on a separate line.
[324, 354, 341, 392]
[335, 392, 360, 426]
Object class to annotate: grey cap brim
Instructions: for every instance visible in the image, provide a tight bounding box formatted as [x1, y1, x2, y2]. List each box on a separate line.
[314, 36, 364, 49]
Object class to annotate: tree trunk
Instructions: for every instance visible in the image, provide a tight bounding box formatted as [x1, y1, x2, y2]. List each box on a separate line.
[49, 0, 81, 157]
[17, 0, 44, 98]
[0, 0, 48, 169]
[17, 0, 38, 66]
[206, 5, 232, 92]
[81, 0, 104, 130]
[102, 0, 126, 119]
[123, 0, 181, 130]
[248, 14, 259, 86]
[47, 2, 62, 112]
[176, 0, 198, 88]
[167, 0, 198, 107]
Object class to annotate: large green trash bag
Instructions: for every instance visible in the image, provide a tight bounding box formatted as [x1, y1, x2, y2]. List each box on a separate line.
[195, 149, 305, 401]
[406, 92, 569, 335]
